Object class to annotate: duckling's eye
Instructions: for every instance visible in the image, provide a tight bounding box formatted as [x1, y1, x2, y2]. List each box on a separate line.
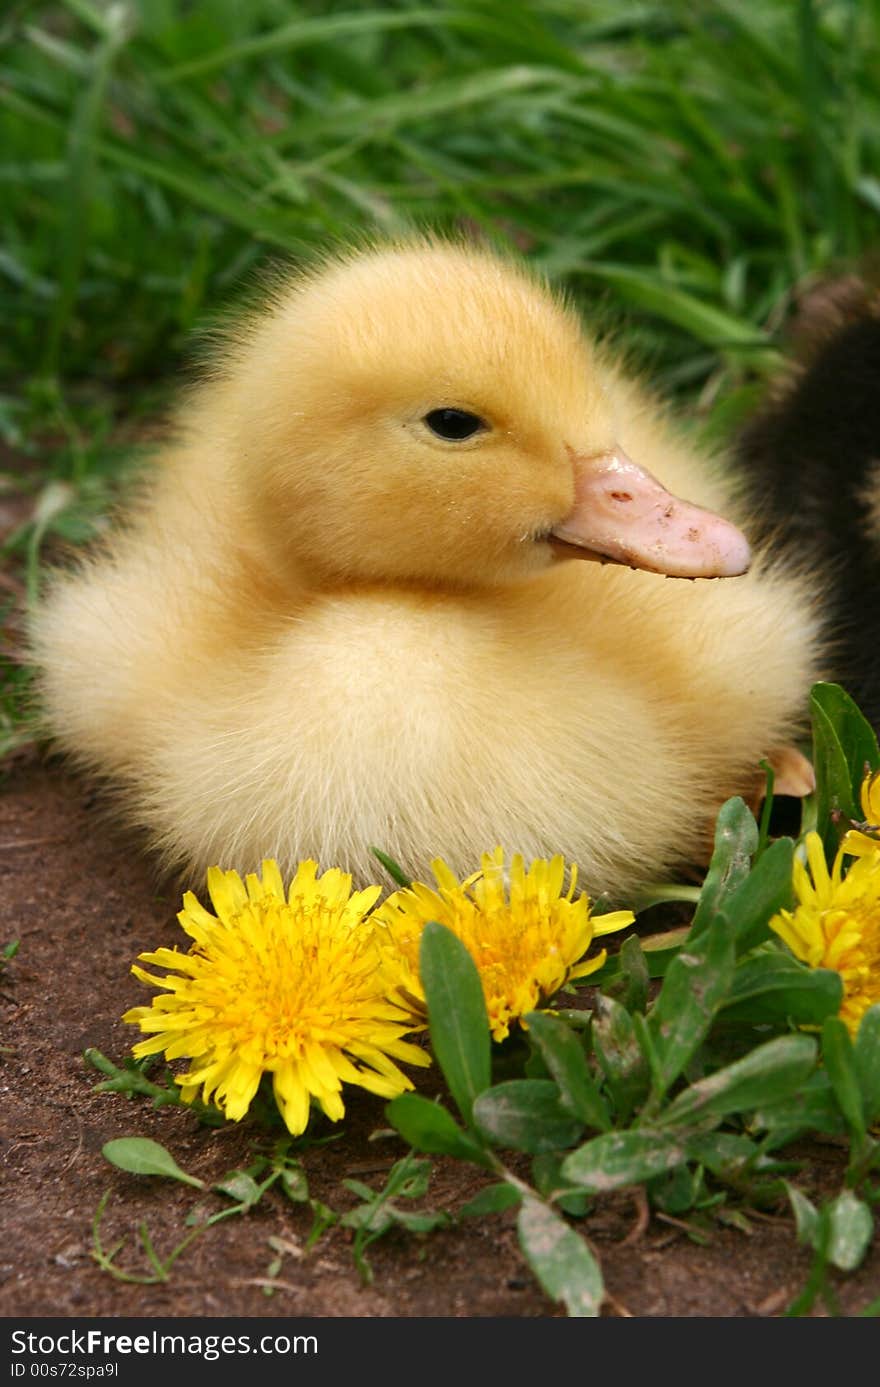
[423, 408, 486, 441]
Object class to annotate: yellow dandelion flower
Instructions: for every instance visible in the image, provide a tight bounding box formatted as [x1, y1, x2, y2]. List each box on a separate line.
[770, 831, 880, 1035]
[123, 859, 430, 1135]
[841, 767, 880, 858]
[372, 847, 634, 1042]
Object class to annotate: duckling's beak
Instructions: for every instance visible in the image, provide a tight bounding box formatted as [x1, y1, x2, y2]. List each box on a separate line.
[549, 448, 751, 578]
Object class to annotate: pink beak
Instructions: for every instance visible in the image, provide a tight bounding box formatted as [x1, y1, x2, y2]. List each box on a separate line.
[550, 449, 751, 579]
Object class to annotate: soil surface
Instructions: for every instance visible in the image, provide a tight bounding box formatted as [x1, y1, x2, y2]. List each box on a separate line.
[2, 756, 880, 1320]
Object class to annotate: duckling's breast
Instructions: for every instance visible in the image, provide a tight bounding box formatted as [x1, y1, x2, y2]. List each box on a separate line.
[131, 562, 816, 899]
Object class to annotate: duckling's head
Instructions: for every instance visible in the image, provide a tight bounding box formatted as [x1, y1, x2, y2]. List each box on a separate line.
[211, 240, 749, 590]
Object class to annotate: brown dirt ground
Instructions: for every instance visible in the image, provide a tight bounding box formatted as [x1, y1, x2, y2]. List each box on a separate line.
[2, 757, 880, 1319]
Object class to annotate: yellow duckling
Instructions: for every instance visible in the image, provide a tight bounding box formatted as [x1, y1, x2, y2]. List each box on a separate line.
[30, 240, 819, 898]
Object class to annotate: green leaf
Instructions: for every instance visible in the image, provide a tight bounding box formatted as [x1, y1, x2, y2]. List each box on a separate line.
[812, 702, 856, 859]
[687, 796, 758, 939]
[384, 1155, 433, 1201]
[810, 682, 879, 859]
[644, 913, 735, 1102]
[517, 1196, 604, 1317]
[531, 1153, 591, 1217]
[854, 1005, 880, 1122]
[213, 1172, 263, 1207]
[813, 681, 880, 796]
[83, 1049, 201, 1111]
[591, 994, 649, 1122]
[387, 1208, 452, 1236]
[821, 1016, 866, 1138]
[550, 1008, 594, 1030]
[753, 1071, 845, 1142]
[631, 1010, 663, 1092]
[660, 1033, 818, 1127]
[787, 1183, 821, 1248]
[279, 1165, 309, 1204]
[602, 933, 650, 1013]
[369, 846, 412, 888]
[524, 1012, 611, 1131]
[590, 941, 681, 987]
[827, 1191, 875, 1272]
[648, 1162, 705, 1216]
[340, 1202, 394, 1235]
[719, 837, 796, 954]
[458, 1183, 522, 1218]
[101, 1137, 204, 1188]
[385, 1093, 492, 1166]
[684, 1132, 760, 1179]
[340, 1156, 446, 1247]
[720, 951, 842, 1025]
[420, 921, 491, 1128]
[561, 1130, 686, 1192]
[473, 1080, 585, 1154]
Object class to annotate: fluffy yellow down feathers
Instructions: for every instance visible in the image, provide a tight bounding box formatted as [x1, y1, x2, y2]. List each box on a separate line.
[31, 240, 820, 897]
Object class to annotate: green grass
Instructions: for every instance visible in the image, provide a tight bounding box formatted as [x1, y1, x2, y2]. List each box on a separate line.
[3, 0, 879, 422]
[4, 0, 878, 738]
